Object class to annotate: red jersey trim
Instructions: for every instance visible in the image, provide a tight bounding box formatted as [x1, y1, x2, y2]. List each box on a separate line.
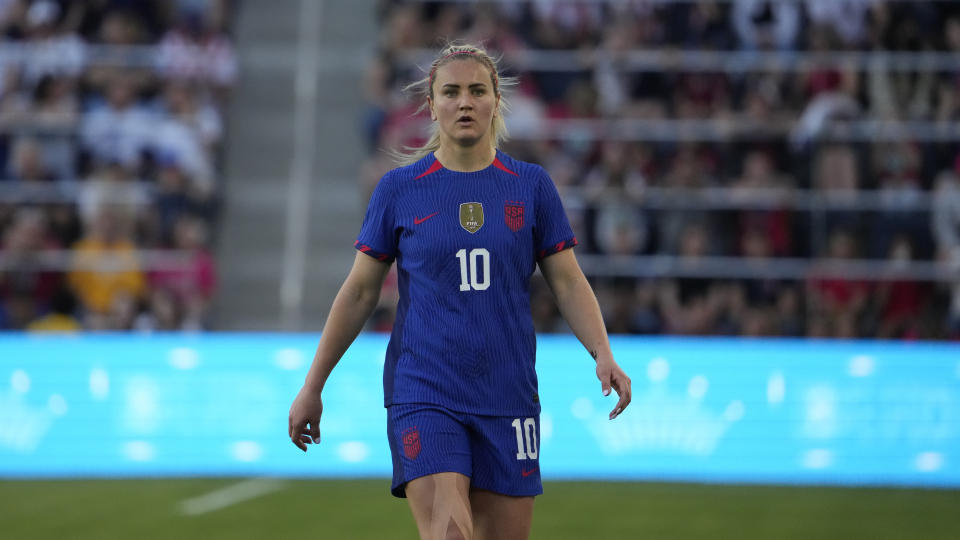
[414, 159, 444, 180]
[492, 157, 519, 176]
[354, 240, 393, 262]
[537, 236, 578, 261]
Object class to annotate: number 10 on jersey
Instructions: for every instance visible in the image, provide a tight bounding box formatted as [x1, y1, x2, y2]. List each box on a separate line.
[456, 248, 490, 291]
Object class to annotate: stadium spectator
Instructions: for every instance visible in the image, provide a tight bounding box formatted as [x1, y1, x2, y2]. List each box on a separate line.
[148, 214, 216, 330]
[869, 141, 927, 258]
[67, 206, 145, 325]
[379, 3, 424, 50]
[20, 0, 86, 87]
[0, 0, 29, 39]
[806, 227, 870, 338]
[26, 74, 79, 181]
[599, 279, 640, 334]
[0, 207, 60, 329]
[8, 136, 56, 183]
[873, 234, 928, 339]
[77, 161, 150, 228]
[361, 50, 394, 153]
[655, 145, 717, 255]
[729, 149, 793, 256]
[155, 156, 216, 241]
[82, 6, 156, 94]
[657, 221, 727, 335]
[462, 2, 525, 54]
[810, 144, 862, 240]
[664, 1, 734, 49]
[592, 18, 640, 117]
[804, 0, 871, 49]
[774, 284, 805, 336]
[584, 141, 649, 255]
[155, 8, 238, 97]
[79, 73, 154, 172]
[731, 0, 801, 50]
[46, 201, 81, 248]
[0, 64, 30, 133]
[151, 79, 222, 189]
[739, 223, 789, 310]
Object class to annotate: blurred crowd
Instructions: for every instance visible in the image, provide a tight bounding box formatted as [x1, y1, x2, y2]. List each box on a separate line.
[0, 0, 235, 331]
[363, 0, 960, 340]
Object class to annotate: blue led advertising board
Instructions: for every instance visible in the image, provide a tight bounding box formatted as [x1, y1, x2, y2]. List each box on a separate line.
[1, 334, 957, 487]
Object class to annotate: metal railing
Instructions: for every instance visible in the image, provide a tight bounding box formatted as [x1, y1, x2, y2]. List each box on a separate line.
[560, 186, 934, 212]
[576, 254, 959, 282]
[0, 249, 195, 272]
[508, 118, 960, 143]
[2, 248, 955, 282]
[398, 47, 960, 74]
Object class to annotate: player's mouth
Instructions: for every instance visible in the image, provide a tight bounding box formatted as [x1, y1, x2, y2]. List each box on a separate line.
[456, 116, 474, 126]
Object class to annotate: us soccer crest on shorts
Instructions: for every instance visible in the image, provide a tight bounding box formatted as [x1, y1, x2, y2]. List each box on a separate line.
[402, 426, 420, 459]
[504, 200, 524, 232]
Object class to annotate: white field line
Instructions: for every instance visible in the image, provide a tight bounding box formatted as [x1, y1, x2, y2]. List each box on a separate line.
[178, 478, 286, 516]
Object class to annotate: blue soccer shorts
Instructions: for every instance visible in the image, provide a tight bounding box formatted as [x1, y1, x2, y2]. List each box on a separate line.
[386, 403, 542, 498]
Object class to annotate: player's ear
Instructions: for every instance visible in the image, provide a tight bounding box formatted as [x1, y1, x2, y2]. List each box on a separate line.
[427, 96, 436, 121]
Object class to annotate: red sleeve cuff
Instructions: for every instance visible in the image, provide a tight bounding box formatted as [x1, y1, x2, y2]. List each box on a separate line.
[536, 236, 578, 261]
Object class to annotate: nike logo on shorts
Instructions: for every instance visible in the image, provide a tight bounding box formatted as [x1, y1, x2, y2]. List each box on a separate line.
[414, 212, 438, 225]
[521, 466, 538, 477]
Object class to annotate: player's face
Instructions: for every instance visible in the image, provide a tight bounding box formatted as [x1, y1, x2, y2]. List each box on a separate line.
[428, 59, 499, 148]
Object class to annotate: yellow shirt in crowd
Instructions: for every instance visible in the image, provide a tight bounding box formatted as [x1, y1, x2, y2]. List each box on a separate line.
[67, 237, 145, 314]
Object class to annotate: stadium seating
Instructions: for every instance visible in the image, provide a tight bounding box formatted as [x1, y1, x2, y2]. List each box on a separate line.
[0, 0, 235, 331]
[362, 1, 960, 340]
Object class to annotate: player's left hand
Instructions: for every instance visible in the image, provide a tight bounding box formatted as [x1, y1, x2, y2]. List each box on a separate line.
[596, 359, 631, 420]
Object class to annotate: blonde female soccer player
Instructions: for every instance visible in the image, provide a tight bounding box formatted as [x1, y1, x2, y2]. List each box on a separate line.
[289, 43, 631, 540]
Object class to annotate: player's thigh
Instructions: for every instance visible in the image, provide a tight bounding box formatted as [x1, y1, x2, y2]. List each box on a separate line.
[469, 488, 534, 540]
[406, 472, 473, 540]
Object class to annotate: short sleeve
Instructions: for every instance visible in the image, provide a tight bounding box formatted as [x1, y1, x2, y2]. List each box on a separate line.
[355, 173, 398, 262]
[533, 166, 578, 260]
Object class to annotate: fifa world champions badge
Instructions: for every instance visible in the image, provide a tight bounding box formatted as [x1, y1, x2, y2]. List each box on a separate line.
[459, 202, 484, 233]
[402, 427, 421, 459]
[504, 200, 525, 232]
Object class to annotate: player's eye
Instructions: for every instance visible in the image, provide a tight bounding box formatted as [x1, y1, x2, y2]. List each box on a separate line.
[444, 89, 457, 97]
[472, 87, 486, 96]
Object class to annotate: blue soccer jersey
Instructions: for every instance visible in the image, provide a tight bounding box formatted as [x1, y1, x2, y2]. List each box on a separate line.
[355, 150, 577, 415]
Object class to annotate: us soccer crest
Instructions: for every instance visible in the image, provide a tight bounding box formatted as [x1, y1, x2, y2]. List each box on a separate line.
[505, 200, 525, 232]
[459, 202, 484, 233]
[402, 427, 420, 459]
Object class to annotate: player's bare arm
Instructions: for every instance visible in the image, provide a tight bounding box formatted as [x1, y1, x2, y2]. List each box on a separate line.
[538, 248, 632, 419]
[288, 252, 392, 451]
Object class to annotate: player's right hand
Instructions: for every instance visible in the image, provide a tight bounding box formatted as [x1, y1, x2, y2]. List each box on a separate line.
[288, 387, 323, 452]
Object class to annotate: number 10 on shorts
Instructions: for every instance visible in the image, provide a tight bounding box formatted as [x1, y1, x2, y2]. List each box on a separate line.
[511, 417, 538, 460]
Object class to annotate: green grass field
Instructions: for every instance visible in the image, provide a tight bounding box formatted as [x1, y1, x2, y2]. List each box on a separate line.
[2, 479, 958, 539]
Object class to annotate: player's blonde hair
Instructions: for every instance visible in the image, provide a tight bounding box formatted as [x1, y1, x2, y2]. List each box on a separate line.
[392, 43, 515, 166]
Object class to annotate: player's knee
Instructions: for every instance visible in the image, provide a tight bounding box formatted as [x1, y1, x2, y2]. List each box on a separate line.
[442, 514, 471, 540]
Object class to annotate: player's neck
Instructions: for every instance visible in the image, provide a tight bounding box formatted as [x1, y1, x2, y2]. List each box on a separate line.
[434, 145, 496, 173]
